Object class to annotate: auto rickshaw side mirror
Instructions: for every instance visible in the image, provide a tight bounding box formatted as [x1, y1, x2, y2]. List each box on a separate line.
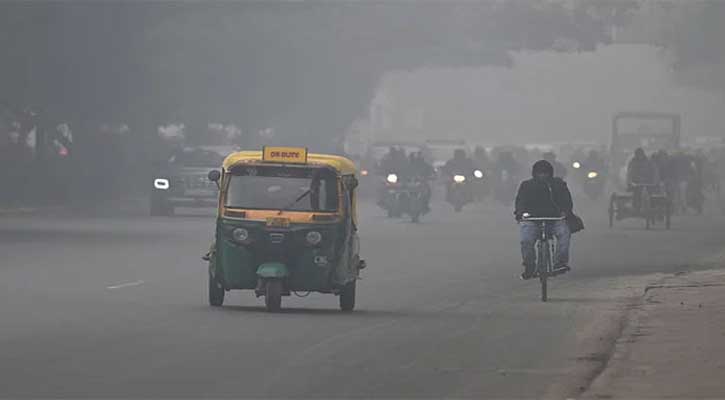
[208, 169, 221, 188]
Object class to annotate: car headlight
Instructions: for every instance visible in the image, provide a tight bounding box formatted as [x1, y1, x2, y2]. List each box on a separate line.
[473, 169, 484, 179]
[306, 231, 322, 246]
[572, 162, 581, 169]
[154, 178, 170, 190]
[453, 175, 466, 183]
[387, 174, 398, 184]
[588, 171, 599, 179]
[231, 227, 249, 243]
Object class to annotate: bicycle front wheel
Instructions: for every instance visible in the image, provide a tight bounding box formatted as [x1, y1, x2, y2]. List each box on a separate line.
[541, 240, 552, 302]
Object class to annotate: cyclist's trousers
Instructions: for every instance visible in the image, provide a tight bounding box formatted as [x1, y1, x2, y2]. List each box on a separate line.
[520, 220, 571, 268]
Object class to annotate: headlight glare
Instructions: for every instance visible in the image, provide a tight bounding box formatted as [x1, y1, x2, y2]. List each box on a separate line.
[588, 171, 599, 179]
[473, 170, 484, 179]
[154, 178, 170, 190]
[572, 162, 581, 169]
[453, 175, 466, 183]
[387, 174, 398, 184]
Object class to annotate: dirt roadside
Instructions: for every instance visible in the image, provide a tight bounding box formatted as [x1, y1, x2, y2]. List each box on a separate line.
[580, 269, 725, 399]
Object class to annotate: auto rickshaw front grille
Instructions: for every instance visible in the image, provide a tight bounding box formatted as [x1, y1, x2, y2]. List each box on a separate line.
[269, 233, 285, 244]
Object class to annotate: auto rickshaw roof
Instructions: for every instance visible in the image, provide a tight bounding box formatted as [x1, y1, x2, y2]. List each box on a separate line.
[223, 151, 357, 175]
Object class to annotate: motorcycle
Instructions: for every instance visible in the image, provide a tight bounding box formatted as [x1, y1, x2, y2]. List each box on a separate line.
[470, 169, 489, 202]
[380, 174, 430, 221]
[581, 170, 605, 200]
[447, 174, 472, 212]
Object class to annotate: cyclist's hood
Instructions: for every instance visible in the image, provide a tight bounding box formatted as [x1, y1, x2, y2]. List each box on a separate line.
[532, 160, 554, 177]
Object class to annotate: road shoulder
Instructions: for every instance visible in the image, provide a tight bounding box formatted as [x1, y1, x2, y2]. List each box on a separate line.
[582, 269, 725, 399]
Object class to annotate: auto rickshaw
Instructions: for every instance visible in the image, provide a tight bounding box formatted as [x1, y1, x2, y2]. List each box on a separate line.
[205, 147, 365, 312]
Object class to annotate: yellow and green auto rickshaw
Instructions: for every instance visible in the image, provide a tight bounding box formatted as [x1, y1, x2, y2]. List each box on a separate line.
[206, 147, 365, 312]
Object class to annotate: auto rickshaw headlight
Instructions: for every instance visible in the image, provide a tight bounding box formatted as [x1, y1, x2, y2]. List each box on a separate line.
[454, 175, 466, 183]
[588, 171, 599, 179]
[387, 174, 398, 184]
[306, 231, 322, 246]
[473, 170, 484, 179]
[232, 227, 249, 243]
[154, 178, 170, 190]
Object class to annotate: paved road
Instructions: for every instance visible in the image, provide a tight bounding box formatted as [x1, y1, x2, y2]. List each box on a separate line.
[1, 199, 723, 398]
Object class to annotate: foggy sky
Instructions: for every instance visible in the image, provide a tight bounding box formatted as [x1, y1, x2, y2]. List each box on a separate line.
[0, 1, 621, 149]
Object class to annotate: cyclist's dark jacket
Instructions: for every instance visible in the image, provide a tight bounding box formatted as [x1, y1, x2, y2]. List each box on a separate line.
[515, 177, 573, 218]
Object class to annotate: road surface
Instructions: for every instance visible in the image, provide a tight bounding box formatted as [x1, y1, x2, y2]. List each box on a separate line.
[1, 199, 723, 398]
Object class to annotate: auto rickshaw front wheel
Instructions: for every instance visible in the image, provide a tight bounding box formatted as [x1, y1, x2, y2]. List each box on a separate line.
[264, 280, 283, 312]
[208, 272, 224, 307]
[339, 280, 356, 312]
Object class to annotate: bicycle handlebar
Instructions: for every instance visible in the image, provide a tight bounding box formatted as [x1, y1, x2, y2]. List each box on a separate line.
[521, 216, 566, 221]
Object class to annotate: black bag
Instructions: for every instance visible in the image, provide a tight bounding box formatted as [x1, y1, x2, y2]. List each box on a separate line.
[546, 182, 584, 234]
[566, 213, 585, 234]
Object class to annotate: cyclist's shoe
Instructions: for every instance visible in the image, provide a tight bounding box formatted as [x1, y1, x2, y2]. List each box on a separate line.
[552, 265, 571, 275]
[520, 265, 536, 280]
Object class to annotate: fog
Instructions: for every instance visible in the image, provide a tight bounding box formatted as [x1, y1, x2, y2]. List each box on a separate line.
[4, 2, 725, 398]
[364, 44, 725, 146]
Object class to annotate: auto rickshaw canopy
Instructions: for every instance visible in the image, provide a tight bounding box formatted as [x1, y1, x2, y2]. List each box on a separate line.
[223, 148, 357, 176]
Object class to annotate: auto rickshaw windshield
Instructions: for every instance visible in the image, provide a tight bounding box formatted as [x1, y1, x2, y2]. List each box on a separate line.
[225, 165, 338, 212]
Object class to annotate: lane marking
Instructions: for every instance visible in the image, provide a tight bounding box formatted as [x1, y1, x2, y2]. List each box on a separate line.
[106, 280, 145, 290]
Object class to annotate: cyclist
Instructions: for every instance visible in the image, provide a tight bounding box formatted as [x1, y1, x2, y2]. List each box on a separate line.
[514, 160, 574, 280]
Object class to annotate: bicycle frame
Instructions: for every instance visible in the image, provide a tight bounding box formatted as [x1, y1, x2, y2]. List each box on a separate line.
[522, 216, 565, 302]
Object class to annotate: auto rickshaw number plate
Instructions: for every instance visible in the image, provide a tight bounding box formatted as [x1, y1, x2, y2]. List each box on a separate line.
[266, 217, 290, 228]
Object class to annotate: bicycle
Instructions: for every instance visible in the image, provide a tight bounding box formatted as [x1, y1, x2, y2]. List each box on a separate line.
[521, 215, 566, 302]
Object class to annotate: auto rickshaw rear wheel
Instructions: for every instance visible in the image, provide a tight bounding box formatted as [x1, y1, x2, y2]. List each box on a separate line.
[264, 280, 283, 312]
[339, 280, 356, 312]
[208, 272, 224, 307]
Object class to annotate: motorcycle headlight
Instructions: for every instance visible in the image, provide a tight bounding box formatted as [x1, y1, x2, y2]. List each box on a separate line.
[387, 174, 398, 184]
[588, 171, 598, 179]
[231, 227, 249, 243]
[154, 178, 170, 190]
[453, 175, 466, 183]
[473, 169, 484, 179]
[306, 231, 322, 246]
[361, 169, 369, 176]
[572, 162, 581, 169]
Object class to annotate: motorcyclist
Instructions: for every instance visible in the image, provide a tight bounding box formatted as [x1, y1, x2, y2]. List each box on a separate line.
[583, 150, 606, 174]
[493, 151, 522, 205]
[473, 146, 490, 172]
[378, 147, 408, 177]
[627, 148, 658, 212]
[542, 151, 568, 180]
[515, 160, 573, 280]
[405, 152, 432, 179]
[442, 149, 476, 201]
[406, 151, 434, 212]
[442, 149, 476, 177]
[376, 147, 408, 208]
[472, 146, 490, 201]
